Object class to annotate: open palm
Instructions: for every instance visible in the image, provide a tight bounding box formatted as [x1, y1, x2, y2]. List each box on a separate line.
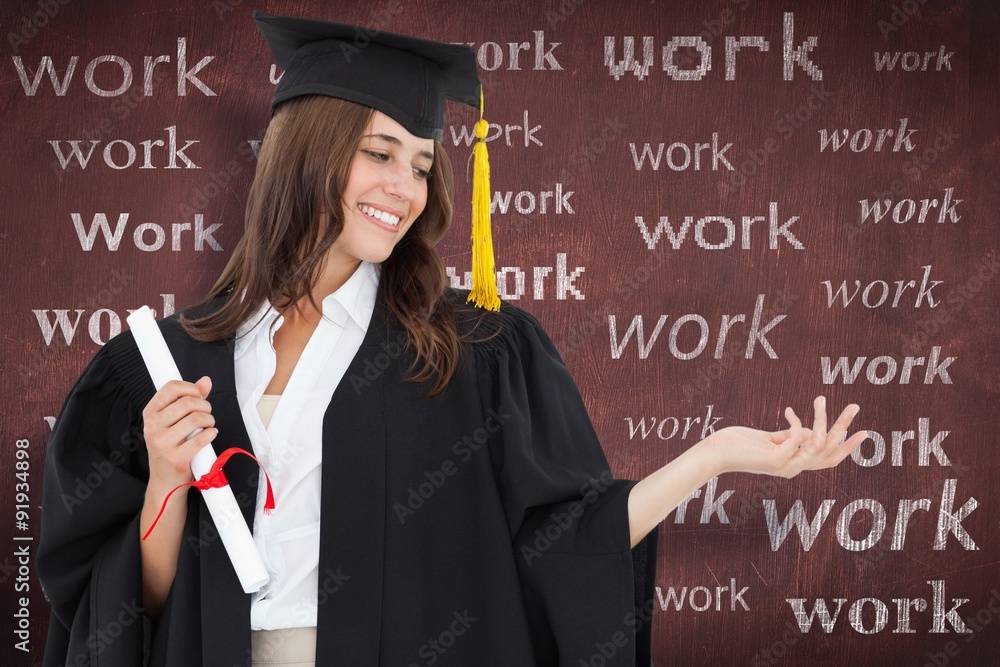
[708, 396, 867, 478]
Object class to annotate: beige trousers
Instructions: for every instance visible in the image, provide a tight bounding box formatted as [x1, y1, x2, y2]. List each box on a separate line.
[251, 627, 317, 666]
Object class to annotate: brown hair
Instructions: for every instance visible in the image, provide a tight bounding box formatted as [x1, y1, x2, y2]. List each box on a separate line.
[180, 95, 492, 397]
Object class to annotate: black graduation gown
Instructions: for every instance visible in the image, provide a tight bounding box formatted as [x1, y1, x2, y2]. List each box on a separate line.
[37, 288, 658, 666]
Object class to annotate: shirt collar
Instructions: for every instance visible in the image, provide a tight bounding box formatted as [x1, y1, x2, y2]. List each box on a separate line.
[234, 260, 381, 359]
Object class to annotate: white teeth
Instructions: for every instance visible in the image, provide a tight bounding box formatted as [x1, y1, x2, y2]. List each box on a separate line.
[360, 204, 400, 226]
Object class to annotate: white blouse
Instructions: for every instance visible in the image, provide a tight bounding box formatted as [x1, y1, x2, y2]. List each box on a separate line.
[233, 260, 380, 630]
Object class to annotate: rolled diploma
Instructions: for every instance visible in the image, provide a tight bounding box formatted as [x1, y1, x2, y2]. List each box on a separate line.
[126, 305, 269, 594]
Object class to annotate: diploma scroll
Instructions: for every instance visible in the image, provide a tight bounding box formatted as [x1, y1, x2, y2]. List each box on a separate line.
[126, 305, 270, 594]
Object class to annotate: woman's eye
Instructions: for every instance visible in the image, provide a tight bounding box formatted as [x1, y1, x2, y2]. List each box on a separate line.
[363, 148, 430, 180]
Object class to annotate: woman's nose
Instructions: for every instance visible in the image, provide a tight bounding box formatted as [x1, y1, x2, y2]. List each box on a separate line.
[383, 163, 415, 201]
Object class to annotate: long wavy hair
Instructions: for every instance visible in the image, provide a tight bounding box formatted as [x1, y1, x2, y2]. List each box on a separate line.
[180, 95, 490, 397]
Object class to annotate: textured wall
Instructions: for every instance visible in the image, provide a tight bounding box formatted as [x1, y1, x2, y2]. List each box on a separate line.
[2, 0, 998, 664]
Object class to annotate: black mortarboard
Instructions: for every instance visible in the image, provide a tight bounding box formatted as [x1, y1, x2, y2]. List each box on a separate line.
[252, 10, 481, 142]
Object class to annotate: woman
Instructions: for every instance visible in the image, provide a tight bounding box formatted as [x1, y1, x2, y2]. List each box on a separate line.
[37, 11, 867, 667]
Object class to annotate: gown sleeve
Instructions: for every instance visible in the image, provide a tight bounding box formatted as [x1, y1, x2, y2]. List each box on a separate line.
[37, 330, 156, 666]
[477, 304, 658, 667]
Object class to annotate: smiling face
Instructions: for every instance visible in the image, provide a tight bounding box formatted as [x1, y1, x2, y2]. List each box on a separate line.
[328, 110, 435, 268]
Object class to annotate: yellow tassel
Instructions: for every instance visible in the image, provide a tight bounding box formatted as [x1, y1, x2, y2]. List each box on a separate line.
[467, 88, 500, 312]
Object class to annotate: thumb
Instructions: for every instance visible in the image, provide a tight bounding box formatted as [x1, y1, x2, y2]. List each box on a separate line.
[195, 375, 213, 398]
[768, 429, 801, 444]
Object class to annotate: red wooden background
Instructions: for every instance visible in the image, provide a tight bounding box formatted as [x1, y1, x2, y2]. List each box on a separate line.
[2, 0, 997, 664]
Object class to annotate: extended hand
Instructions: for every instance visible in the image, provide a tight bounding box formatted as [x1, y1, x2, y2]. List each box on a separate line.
[627, 397, 868, 546]
[705, 396, 867, 478]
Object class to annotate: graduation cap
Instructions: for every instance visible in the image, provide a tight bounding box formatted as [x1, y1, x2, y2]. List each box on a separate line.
[252, 10, 500, 311]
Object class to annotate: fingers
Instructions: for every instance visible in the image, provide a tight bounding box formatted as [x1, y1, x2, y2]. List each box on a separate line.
[811, 428, 869, 470]
[160, 396, 215, 434]
[143, 379, 214, 430]
[793, 398, 866, 473]
[144, 379, 204, 414]
[784, 406, 812, 442]
[195, 375, 213, 398]
[141, 378, 217, 481]
[776, 409, 809, 462]
[826, 403, 860, 448]
[143, 378, 211, 417]
[769, 427, 814, 444]
[768, 429, 791, 443]
[733, 400, 865, 479]
[784, 406, 802, 430]
[165, 410, 216, 446]
[811, 396, 827, 448]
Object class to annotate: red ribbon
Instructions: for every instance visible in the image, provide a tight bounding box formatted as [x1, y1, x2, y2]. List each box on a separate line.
[142, 447, 275, 541]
